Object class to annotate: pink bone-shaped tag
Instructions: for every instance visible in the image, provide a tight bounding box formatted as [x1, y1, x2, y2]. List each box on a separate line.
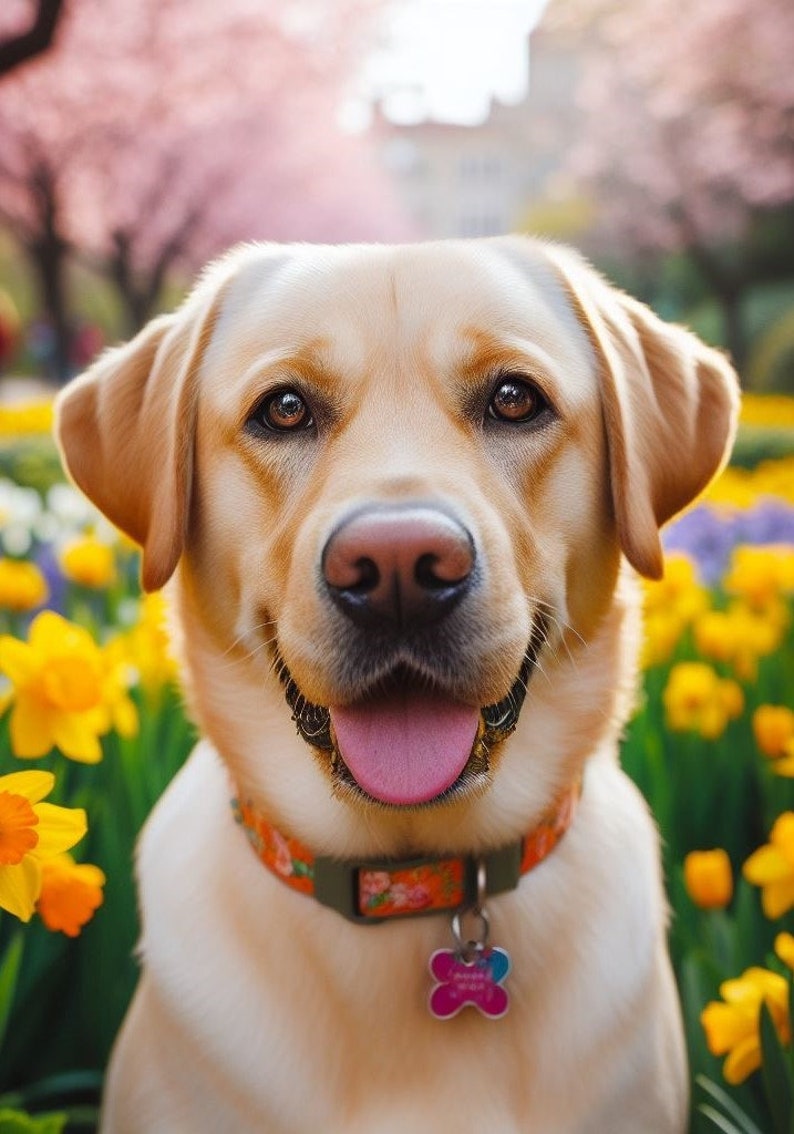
[428, 946, 511, 1019]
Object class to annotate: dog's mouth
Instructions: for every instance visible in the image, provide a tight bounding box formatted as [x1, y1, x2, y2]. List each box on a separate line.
[276, 614, 547, 809]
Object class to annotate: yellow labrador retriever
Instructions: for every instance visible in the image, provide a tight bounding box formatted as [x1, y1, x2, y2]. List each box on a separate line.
[56, 237, 739, 1133]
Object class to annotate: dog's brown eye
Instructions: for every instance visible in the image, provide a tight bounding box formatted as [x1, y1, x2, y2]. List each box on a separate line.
[488, 377, 546, 424]
[256, 389, 313, 432]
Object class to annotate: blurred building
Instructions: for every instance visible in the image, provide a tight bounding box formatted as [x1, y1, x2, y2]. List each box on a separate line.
[373, 27, 584, 241]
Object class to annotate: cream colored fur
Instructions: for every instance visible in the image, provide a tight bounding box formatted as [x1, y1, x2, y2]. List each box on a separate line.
[55, 237, 740, 1133]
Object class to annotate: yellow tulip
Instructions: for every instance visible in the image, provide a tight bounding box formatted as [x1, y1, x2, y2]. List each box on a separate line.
[684, 849, 733, 910]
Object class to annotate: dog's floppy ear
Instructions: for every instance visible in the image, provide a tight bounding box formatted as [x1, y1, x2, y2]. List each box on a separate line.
[546, 245, 740, 580]
[55, 284, 222, 593]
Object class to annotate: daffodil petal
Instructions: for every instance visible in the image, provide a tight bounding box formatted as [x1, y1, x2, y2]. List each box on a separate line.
[743, 845, 792, 885]
[9, 699, 55, 759]
[723, 1034, 761, 1085]
[701, 1001, 750, 1055]
[775, 932, 794, 971]
[0, 635, 35, 684]
[30, 803, 87, 858]
[762, 879, 794, 920]
[50, 714, 103, 764]
[112, 697, 139, 739]
[28, 610, 68, 649]
[0, 855, 42, 921]
[0, 769, 55, 805]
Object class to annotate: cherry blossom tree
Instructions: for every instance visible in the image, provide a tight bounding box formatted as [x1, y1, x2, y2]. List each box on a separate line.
[540, 0, 794, 368]
[0, 0, 409, 378]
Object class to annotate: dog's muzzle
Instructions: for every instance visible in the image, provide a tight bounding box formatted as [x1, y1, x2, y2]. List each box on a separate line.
[276, 502, 546, 808]
[276, 613, 547, 809]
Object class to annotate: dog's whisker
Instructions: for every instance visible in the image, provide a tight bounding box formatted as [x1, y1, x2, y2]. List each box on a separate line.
[220, 619, 278, 660]
[212, 636, 281, 674]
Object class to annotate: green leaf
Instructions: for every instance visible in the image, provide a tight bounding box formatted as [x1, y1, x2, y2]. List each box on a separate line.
[699, 1105, 755, 1134]
[697, 1075, 765, 1134]
[0, 933, 24, 1053]
[759, 1000, 793, 1134]
[0, 1111, 67, 1134]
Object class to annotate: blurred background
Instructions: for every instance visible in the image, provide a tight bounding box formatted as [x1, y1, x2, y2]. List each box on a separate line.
[0, 0, 792, 393]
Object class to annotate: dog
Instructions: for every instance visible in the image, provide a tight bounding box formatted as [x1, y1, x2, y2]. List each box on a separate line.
[56, 237, 739, 1133]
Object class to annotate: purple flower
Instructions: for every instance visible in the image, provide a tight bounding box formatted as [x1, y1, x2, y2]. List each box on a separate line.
[34, 543, 67, 615]
[664, 500, 794, 584]
[663, 506, 735, 584]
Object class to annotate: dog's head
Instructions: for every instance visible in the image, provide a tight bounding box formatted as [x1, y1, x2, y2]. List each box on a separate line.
[55, 239, 738, 854]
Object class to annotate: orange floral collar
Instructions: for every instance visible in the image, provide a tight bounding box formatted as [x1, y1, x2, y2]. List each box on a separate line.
[232, 782, 580, 924]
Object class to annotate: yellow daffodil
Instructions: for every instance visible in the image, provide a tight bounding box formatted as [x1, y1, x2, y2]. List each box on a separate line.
[59, 536, 116, 589]
[694, 602, 785, 682]
[0, 558, 49, 612]
[740, 395, 794, 430]
[701, 966, 790, 1084]
[642, 555, 709, 666]
[684, 849, 733, 910]
[753, 705, 794, 775]
[743, 813, 794, 918]
[753, 705, 794, 759]
[0, 400, 53, 438]
[0, 769, 87, 921]
[112, 593, 178, 699]
[642, 611, 686, 669]
[0, 611, 108, 762]
[36, 853, 105, 937]
[775, 932, 794, 972]
[724, 546, 794, 610]
[97, 639, 139, 739]
[706, 458, 794, 509]
[662, 662, 744, 740]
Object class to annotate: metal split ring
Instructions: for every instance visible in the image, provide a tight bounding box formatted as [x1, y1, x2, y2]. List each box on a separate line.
[451, 858, 490, 961]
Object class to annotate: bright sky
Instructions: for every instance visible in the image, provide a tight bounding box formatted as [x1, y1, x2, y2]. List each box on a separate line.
[345, 0, 548, 129]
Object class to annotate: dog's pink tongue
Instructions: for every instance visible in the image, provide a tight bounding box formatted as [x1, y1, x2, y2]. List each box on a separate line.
[330, 693, 479, 806]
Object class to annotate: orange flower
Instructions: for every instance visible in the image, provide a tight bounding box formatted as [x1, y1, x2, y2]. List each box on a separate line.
[36, 853, 106, 937]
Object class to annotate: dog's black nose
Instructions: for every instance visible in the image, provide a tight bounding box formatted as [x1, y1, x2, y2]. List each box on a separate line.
[322, 504, 475, 631]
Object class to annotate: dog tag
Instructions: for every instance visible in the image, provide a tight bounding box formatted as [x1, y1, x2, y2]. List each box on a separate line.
[428, 946, 511, 1019]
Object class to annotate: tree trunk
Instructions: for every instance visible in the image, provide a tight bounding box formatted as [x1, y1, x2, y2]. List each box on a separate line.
[108, 231, 157, 335]
[714, 285, 747, 377]
[28, 164, 72, 383]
